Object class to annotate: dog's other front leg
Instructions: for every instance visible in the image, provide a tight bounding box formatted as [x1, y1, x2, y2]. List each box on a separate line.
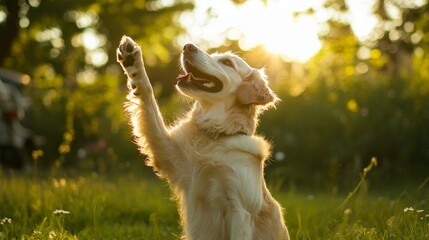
[116, 36, 179, 177]
[230, 208, 252, 240]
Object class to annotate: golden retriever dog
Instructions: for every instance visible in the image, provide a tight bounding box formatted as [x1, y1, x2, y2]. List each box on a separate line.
[116, 36, 289, 240]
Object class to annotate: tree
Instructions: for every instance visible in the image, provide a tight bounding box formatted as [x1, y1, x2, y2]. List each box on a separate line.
[0, 0, 192, 166]
[0, 0, 20, 65]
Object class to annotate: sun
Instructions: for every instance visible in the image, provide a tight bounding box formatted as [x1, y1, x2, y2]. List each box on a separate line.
[232, 0, 322, 62]
[178, 0, 323, 63]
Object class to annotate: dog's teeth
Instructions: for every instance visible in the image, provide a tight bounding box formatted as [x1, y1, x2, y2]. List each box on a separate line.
[202, 82, 215, 88]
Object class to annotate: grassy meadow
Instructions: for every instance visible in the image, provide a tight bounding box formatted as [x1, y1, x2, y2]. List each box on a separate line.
[0, 165, 428, 240]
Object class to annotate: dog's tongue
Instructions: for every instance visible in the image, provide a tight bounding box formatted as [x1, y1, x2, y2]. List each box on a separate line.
[176, 72, 207, 82]
[176, 73, 191, 82]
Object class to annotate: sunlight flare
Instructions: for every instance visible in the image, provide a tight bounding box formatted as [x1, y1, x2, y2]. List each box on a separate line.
[179, 0, 323, 62]
[177, 0, 399, 62]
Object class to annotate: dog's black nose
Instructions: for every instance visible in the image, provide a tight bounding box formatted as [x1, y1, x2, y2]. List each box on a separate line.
[183, 43, 197, 52]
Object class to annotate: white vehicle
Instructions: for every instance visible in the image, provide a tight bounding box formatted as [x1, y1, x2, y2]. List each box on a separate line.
[0, 68, 42, 169]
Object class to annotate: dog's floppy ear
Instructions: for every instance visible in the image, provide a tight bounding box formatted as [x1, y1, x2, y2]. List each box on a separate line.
[237, 69, 279, 107]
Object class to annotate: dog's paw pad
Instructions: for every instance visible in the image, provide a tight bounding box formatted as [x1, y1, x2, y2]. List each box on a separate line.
[127, 81, 140, 95]
[126, 43, 134, 53]
[117, 36, 140, 68]
[123, 55, 135, 67]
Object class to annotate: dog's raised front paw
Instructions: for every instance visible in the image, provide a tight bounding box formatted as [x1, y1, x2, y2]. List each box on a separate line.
[117, 36, 149, 95]
[117, 36, 142, 68]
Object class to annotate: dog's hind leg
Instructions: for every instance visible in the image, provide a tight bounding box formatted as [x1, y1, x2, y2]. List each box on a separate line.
[116, 36, 180, 177]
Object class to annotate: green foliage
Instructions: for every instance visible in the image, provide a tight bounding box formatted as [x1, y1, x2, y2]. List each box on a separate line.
[258, 9, 429, 188]
[0, 0, 192, 168]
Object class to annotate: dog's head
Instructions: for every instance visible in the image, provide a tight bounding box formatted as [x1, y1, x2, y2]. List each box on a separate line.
[176, 43, 278, 109]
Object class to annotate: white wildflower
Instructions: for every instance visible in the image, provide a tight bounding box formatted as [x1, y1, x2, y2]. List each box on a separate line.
[48, 230, 56, 239]
[0, 218, 12, 225]
[416, 209, 424, 214]
[404, 207, 414, 213]
[53, 209, 70, 215]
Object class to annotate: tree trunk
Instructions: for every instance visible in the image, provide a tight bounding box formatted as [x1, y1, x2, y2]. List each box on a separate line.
[0, 0, 20, 66]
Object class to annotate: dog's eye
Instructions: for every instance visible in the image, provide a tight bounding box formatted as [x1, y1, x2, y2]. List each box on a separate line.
[220, 59, 234, 68]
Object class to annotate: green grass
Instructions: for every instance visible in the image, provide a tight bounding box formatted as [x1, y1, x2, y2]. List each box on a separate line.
[0, 167, 428, 240]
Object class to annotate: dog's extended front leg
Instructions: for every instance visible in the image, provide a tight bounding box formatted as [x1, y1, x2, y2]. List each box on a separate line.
[116, 36, 178, 177]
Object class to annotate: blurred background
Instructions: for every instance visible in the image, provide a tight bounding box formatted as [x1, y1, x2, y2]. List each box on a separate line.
[0, 0, 428, 191]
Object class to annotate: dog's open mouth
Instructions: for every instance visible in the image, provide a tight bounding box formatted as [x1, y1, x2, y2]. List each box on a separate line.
[176, 61, 223, 93]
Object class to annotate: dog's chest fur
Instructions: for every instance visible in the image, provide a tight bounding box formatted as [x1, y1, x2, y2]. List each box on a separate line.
[170, 122, 272, 228]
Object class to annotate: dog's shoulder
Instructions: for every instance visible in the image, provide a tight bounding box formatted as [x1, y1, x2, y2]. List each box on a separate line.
[222, 135, 271, 162]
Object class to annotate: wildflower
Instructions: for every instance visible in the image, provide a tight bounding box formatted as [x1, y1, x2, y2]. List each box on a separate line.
[370, 157, 378, 166]
[404, 207, 414, 213]
[32, 230, 42, 236]
[364, 157, 378, 173]
[416, 209, 424, 214]
[387, 216, 397, 228]
[48, 230, 56, 239]
[32, 149, 44, 160]
[59, 178, 67, 187]
[53, 178, 59, 188]
[344, 208, 352, 216]
[0, 218, 12, 225]
[53, 209, 70, 215]
[426, 214, 429, 218]
[53, 178, 67, 188]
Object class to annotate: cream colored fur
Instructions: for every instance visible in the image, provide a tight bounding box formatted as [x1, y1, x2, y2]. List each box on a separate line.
[117, 36, 289, 240]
